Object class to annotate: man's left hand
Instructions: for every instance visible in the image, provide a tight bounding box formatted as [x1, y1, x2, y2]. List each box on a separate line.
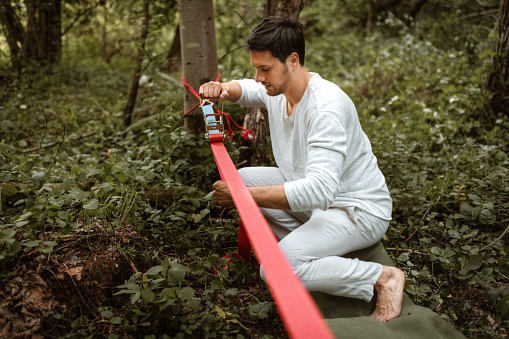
[213, 180, 235, 207]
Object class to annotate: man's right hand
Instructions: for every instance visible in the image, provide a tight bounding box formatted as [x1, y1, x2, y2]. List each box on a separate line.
[199, 81, 229, 100]
[198, 81, 242, 102]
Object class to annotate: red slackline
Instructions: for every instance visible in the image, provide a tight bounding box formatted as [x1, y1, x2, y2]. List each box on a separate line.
[182, 75, 335, 339]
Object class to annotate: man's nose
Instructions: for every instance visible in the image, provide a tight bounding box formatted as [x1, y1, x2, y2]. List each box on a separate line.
[255, 71, 264, 83]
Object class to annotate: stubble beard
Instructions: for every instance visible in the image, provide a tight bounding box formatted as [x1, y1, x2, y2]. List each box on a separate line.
[265, 64, 290, 97]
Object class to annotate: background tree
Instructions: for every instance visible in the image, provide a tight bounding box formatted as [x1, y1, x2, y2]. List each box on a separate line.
[484, 0, 509, 120]
[179, 0, 219, 136]
[0, 0, 62, 70]
[123, 0, 150, 127]
[166, 23, 182, 72]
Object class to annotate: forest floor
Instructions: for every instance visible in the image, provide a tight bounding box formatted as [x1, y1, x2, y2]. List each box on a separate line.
[0, 223, 288, 338]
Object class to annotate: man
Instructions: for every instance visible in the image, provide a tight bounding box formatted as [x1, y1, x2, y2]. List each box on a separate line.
[199, 16, 405, 322]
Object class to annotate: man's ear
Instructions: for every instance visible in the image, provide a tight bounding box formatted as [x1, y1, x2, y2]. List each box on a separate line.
[287, 52, 300, 69]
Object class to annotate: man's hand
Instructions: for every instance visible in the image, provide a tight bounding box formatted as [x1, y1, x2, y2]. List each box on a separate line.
[213, 180, 235, 207]
[198, 81, 242, 102]
[199, 81, 229, 100]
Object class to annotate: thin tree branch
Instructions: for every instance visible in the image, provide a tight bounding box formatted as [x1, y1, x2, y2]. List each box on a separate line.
[62, 1, 102, 36]
[218, 45, 245, 63]
[23, 132, 95, 154]
[481, 223, 509, 251]
[463, 8, 499, 19]
[235, 10, 253, 30]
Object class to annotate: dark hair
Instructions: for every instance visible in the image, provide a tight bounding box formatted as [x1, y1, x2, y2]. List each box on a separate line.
[246, 16, 305, 66]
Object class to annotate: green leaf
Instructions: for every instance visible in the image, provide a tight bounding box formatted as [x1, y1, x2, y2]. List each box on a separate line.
[71, 166, 83, 175]
[145, 265, 163, 276]
[178, 286, 195, 300]
[210, 276, 223, 290]
[118, 172, 127, 183]
[463, 255, 483, 271]
[23, 240, 40, 248]
[397, 252, 410, 262]
[248, 302, 274, 319]
[62, 179, 72, 192]
[478, 209, 496, 225]
[100, 310, 114, 319]
[31, 171, 45, 188]
[224, 288, 239, 297]
[68, 187, 87, 201]
[83, 199, 99, 210]
[141, 289, 155, 303]
[459, 202, 473, 217]
[2, 185, 17, 197]
[168, 263, 187, 284]
[110, 317, 122, 325]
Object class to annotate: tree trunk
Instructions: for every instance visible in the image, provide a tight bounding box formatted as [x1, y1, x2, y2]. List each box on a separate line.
[166, 23, 182, 73]
[484, 0, 509, 120]
[179, 0, 218, 136]
[265, 0, 308, 19]
[20, 0, 62, 66]
[238, 0, 309, 168]
[0, 1, 25, 70]
[102, 0, 108, 61]
[123, 0, 150, 127]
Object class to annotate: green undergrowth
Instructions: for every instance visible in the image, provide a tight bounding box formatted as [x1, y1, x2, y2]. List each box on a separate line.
[1, 8, 508, 339]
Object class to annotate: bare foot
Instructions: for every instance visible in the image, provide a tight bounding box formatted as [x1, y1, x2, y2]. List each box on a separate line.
[370, 266, 405, 322]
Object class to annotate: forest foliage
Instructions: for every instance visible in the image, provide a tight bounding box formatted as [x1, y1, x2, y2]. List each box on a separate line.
[0, 0, 508, 338]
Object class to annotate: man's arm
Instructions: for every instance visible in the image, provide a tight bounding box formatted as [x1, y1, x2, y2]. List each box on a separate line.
[199, 81, 242, 102]
[213, 180, 290, 210]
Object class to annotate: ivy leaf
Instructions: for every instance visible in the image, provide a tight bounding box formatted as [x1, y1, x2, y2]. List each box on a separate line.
[2, 185, 17, 196]
[68, 187, 87, 201]
[62, 179, 72, 192]
[178, 286, 195, 300]
[168, 263, 187, 284]
[100, 310, 114, 319]
[31, 172, 45, 189]
[141, 288, 155, 303]
[145, 265, 163, 277]
[478, 209, 496, 225]
[248, 301, 274, 319]
[110, 317, 122, 325]
[460, 255, 483, 275]
[83, 199, 99, 210]
[23, 240, 40, 248]
[459, 202, 474, 217]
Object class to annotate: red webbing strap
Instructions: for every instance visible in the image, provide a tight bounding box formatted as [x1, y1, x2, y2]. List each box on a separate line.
[209, 140, 335, 339]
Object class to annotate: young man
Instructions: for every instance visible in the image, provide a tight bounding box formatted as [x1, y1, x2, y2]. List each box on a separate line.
[199, 16, 405, 322]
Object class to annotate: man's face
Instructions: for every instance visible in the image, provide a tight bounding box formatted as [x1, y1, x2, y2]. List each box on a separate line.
[250, 50, 290, 96]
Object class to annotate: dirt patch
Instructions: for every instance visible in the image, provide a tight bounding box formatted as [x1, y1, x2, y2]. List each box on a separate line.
[0, 231, 135, 338]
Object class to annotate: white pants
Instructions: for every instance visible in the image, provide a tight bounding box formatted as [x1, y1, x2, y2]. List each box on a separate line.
[238, 167, 389, 302]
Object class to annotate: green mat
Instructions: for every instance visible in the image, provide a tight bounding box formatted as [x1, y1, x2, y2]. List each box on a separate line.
[310, 242, 466, 339]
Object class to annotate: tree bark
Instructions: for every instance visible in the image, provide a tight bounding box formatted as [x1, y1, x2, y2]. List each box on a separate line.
[123, 0, 150, 127]
[484, 0, 509, 119]
[166, 23, 182, 73]
[20, 0, 62, 66]
[265, 0, 309, 19]
[0, 1, 25, 70]
[102, 0, 108, 61]
[179, 0, 219, 136]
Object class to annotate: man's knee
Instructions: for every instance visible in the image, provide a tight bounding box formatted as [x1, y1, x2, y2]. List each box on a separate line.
[237, 167, 285, 187]
[237, 167, 254, 186]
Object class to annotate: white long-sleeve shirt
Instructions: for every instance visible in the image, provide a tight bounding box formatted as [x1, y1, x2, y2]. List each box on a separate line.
[234, 73, 392, 221]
